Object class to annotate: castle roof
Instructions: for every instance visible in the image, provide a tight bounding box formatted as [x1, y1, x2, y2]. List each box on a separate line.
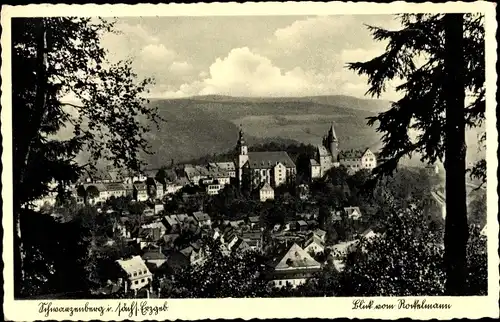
[339, 148, 372, 160]
[316, 145, 330, 157]
[247, 151, 295, 169]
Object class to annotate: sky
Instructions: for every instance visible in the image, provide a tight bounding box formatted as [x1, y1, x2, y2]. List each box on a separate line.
[99, 15, 403, 100]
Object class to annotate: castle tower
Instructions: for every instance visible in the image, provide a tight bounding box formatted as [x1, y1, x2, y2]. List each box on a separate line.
[236, 125, 249, 185]
[328, 123, 339, 162]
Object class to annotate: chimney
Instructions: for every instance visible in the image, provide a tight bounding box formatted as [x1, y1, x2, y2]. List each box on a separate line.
[124, 279, 128, 294]
[159, 245, 162, 254]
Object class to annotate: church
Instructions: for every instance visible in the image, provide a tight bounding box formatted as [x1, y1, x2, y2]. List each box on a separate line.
[310, 123, 377, 179]
[236, 127, 296, 191]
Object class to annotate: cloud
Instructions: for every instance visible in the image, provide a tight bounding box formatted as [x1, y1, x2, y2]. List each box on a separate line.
[104, 16, 404, 100]
[139, 44, 176, 62]
[152, 47, 366, 98]
[169, 61, 193, 74]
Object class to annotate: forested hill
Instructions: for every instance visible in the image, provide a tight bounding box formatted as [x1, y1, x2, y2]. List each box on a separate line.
[140, 95, 389, 168]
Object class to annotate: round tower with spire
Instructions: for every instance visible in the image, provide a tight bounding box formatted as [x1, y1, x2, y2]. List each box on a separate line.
[327, 122, 339, 162]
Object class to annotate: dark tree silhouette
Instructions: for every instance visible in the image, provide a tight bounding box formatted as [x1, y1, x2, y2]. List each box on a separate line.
[347, 13, 484, 295]
[12, 17, 161, 297]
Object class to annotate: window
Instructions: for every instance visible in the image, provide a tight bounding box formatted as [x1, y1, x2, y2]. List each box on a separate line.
[141, 278, 145, 283]
[134, 280, 138, 285]
[133, 272, 137, 277]
[279, 281, 282, 286]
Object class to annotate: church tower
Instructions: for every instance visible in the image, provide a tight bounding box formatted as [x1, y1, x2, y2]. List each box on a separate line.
[236, 125, 249, 185]
[327, 123, 339, 162]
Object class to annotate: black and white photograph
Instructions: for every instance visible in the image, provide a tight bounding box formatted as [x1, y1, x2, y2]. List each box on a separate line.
[1, 2, 498, 321]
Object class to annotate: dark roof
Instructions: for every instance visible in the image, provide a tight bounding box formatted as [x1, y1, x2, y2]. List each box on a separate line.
[247, 151, 295, 169]
[193, 211, 211, 222]
[142, 251, 168, 261]
[339, 148, 372, 159]
[103, 182, 126, 191]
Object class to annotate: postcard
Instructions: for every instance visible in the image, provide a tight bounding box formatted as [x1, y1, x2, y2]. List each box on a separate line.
[1, 1, 498, 321]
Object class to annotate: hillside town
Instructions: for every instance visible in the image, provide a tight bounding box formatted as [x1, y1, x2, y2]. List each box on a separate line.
[28, 122, 473, 299]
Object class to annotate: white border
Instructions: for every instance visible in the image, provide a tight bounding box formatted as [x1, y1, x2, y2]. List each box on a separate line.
[1, 2, 498, 321]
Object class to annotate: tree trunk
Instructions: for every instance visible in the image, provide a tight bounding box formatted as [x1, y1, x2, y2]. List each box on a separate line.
[443, 13, 469, 295]
[15, 18, 49, 297]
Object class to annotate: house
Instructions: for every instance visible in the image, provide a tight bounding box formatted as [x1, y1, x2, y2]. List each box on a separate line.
[296, 220, 308, 232]
[133, 182, 149, 202]
[221, 227, 239, 246]
[303, 234, 325, 255]
[311, 229, 327, 242]
[175, 213, 190, 224]
[310, 159, 322, 180]
[164, 182, 184, 195]
[360, 228, 378, 240]
[241, 230, 263, 252]
[179, 246, 205, 265]
[228, 219, 246, 229]
[141, 221, 167, 236]
[258, 182, 275, 202]
[306, 220, 318, 229]
[231, 238, 251, 253]
[82, 183, 108, 204]
[146, 178, 164, 200]
[267, 243, 321, 289]
[247, 216, 261, 229]
[330, 240, 359, 272]
[141, 248, 168, 270]
[115, 256, 153, 291]
[192, 211, 212, 228]
[162, 215, 181, 233]
[206, 183, 224, 195]
[330, 209, 343, 221]
[344, 207, 362, 220]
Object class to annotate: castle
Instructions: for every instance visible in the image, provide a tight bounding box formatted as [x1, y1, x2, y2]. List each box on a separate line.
[310, 123, 377, 179]
[236, 127, 296, 190]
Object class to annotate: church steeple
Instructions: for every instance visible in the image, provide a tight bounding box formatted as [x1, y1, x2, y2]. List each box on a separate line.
[237, 124, 247, 156]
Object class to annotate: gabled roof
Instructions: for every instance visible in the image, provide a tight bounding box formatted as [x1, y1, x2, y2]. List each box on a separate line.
[103, 182, 126, 191]
[142, 250, 168, 261]
[193, 211, 211, 222]
[274, 243, 321, 270]
[180, 246, 194, 257]
[163, 215, 180, 226]
[297, 220, 308, 226]
[175, 213, 189, 223]
[344, 206, 361, 216]
[313, 229, 326, 238]
[259, 182, 274, 191]
[310, 159, 320, 166]
[116, 256, 150, 276]
[304, 235, 324, 249]
[316, 145, 330, 157]
[83, 183, 107, 192]
[134, 182, 147, 190]
[247, 151, 295, 169]
[248, 216, 260, 223]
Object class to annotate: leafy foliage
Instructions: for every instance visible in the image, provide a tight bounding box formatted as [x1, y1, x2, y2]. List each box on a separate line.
[347, 14, 485, 184]
[161, 238, 271, 298]
[13, 17, 160, 297]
